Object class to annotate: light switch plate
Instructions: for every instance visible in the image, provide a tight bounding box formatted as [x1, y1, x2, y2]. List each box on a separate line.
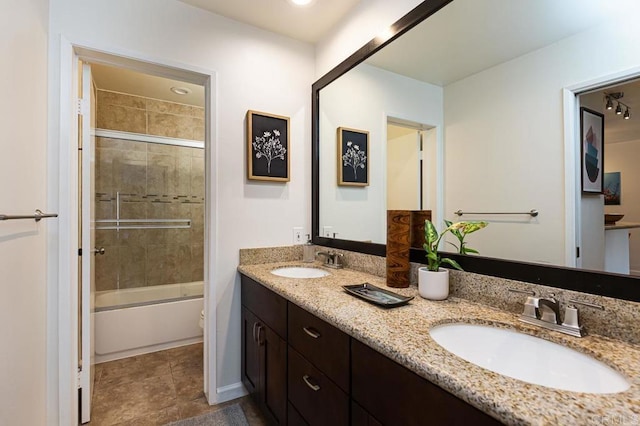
[292, 227, 304, 245]
[322, 226, 333, 238]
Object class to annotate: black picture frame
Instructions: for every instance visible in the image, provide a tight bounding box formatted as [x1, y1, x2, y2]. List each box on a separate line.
[580, 107, 604, 194]
[247, 110, 290, 182]
[337, 127, 369, 186]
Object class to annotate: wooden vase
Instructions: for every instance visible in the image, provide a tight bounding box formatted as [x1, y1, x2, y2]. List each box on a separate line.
[410, 210, 432, 249]
[387, 210, 411, 288]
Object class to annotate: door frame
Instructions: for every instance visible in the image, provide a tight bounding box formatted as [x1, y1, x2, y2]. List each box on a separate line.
[563, 65, 640, 269]
[48, 36, 218, 425]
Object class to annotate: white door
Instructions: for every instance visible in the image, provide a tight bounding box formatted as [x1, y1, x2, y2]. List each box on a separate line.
[387, 124, 421, 210]
[79, 61, 97, 424]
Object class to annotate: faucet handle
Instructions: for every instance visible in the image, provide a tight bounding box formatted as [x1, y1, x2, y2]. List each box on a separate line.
[562, 304, 581, 329]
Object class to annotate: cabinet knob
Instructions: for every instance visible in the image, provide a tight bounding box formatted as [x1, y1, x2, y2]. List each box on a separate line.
[303, 326, 321, 339]
[303, 375, 320, 391]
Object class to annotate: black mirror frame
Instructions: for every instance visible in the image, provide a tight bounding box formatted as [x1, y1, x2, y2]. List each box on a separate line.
[311, 0, 640, 303]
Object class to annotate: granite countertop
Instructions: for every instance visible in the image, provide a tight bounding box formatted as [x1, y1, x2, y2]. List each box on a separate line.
[238, 261, 640, 426]
[605, 222, 640, 231]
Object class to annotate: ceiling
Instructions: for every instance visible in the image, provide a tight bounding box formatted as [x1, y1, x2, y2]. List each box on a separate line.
[178, 0, 361, 43]
[91, 63, 205, 107]
[366, 0, 625, 87]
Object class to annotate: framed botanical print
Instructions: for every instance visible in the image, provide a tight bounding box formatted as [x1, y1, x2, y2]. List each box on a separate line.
[337, 127, 369, 186]
[247, 110, 290, 182]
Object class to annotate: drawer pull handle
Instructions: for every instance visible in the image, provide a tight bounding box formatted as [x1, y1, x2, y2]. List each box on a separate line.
[303, 375, 320, 391]
[303, 327, 321, 339]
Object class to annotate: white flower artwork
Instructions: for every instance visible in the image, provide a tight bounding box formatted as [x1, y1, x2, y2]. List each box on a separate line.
[342, 141, 367, 180]
[252, 128, 287, 174]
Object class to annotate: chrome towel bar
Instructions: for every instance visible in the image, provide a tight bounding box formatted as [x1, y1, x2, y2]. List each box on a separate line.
[0, 209, 58, 222]
[454, 209, 538, 217]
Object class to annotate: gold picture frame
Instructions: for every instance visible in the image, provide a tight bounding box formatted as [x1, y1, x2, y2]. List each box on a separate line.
[337, 126, 369, 186]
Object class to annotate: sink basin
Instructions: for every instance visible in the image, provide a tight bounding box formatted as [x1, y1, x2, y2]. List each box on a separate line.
[429, 323, 630, 394]
[270, 267, 330, 279]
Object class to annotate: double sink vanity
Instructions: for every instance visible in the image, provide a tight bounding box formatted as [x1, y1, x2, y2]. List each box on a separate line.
[238, 254, 640, 425]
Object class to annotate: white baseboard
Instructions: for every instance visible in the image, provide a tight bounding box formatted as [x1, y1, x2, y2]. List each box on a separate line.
[215, 382, 248, 404]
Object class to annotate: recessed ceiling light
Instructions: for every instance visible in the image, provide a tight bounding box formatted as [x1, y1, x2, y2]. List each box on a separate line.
[288, 0, 314, 6]
[170, 86, 191, 95]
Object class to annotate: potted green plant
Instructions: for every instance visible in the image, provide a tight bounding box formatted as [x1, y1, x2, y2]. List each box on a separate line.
[419, 220, 487, 300]
[444, 219, 489, 254]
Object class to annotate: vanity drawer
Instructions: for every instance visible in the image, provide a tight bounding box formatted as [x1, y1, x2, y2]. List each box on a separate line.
[241, 274, 287, 339]
[288, 347, 349, 426]
[288, 302, 350, 391]
[351, 339, 500, 426]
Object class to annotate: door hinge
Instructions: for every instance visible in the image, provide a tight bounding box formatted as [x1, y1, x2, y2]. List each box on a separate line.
[76, 98, 89, 115]
[78, 248, 82, 256]
[77, 370, 82, 388]
[576, 247, 580, 258]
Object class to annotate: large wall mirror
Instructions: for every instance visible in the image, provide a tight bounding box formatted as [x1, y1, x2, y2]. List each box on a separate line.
[312, 0, 640, 302]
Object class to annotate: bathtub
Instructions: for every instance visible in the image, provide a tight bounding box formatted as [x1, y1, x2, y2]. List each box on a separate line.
[95, 282, 204, 363]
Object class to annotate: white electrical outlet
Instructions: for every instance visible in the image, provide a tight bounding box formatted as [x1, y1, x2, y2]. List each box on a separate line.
[322, 226, 333, 238]
[292, 227, 304, 245]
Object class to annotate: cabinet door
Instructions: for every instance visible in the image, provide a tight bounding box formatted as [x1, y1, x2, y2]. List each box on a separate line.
[288, 347, 349, 426]
[352, 339, 501, 426]
[259, 323, 287, 424]
[241, 307, 260, 397]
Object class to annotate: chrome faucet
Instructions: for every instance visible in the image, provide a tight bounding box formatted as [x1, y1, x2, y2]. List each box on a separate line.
[538, 296, 560, 324]
[509, 289, 604, 338]
[316, 250, 344, 269]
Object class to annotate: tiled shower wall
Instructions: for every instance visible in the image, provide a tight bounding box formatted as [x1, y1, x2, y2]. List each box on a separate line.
[95, 91, 205, 292]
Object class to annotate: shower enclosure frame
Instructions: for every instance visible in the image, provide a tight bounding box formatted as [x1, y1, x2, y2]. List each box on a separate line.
[49, 37, 219, 426]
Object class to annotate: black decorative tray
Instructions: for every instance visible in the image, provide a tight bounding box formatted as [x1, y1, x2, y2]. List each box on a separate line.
[343, 283, 414, 308]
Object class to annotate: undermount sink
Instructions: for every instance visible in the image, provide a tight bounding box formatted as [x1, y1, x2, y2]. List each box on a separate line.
[429, 323, 630, 394]
[270, 267, 330, 279]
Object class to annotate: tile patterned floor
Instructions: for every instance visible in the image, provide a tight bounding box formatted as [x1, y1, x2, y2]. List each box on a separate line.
[89, 343, 267, 426]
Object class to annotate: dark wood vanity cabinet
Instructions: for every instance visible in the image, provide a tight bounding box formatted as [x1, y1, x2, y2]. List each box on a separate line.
[241, 276, 287, 424]
[287, 303, 350, 425]
[240, 274, 502, 426]
[351, 339, 501, 426]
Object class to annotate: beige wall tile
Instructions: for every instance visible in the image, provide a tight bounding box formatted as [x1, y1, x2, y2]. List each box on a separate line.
[193, 125, 205, 142]
[119, 245, 147, 289]
[191, 158, 205, 198]
[98, 90, 146, 109]
[147, 153, 177, 196]
[113, 151, 147, 195]
[97, 104, 147, 134]
[147, 112, 204, 140]
[146, 98, 204, 119]
[190, 244, 204, 282]
[97, 136, 146, 152]
[146, 245, 177, 286]
[95, 245, 119, 291]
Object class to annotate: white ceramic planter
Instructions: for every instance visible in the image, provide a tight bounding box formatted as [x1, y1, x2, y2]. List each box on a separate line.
[418, 267, 449, 300]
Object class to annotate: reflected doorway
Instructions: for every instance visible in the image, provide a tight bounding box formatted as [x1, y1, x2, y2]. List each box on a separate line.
[386, 118, 438, 225]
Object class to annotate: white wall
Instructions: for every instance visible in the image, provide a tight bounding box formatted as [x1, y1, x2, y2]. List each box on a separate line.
[443, 18, 640, 265]
[315, 0, 423, 76]
[579, 92, 605, 271]
[49, 0, 314, 405]
[606, 140, 640, 274]
[319, 63, 442, 243]
[387, 125, 420, 210]
[0, 0, 49, 424]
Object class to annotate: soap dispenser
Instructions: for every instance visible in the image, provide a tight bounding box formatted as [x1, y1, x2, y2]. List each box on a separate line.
[303, 234, 315, 263]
